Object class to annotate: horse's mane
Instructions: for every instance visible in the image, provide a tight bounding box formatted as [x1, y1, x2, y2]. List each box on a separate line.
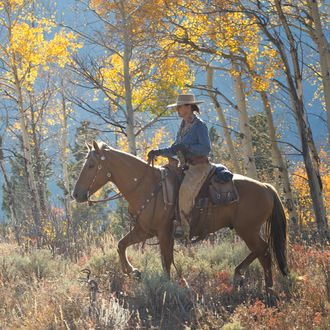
[96, 141, 153, 167]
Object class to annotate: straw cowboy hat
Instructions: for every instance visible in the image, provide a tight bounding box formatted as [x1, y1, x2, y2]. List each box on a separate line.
[167, 94, 204, 108]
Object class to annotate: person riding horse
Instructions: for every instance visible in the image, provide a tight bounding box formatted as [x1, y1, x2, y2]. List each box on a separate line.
[148, 94, 212, 239]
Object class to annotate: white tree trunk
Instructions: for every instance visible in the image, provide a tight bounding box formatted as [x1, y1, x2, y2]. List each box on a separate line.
[260, 92, 299, 235]
[120, 0, 137, 155]
[307, 0, 330, 142]
[29, 96, 49, 219]
[7, 10, 42, 243]
[206, 67, 241, 173]
[60, 91, 73, 222]
[232, 61, 258, 179]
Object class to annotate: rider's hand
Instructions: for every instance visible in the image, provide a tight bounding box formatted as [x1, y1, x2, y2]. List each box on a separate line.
[147, 149, 161, 160]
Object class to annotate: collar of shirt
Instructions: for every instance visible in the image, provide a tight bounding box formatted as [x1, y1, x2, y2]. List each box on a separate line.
[180, 114, 196, 136]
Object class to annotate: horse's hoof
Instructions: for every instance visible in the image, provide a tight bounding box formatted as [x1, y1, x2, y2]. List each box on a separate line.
[266, 288, 278, 307]
[266, 295, 278, 307]
[131, 269, 142, 280]
[233, 275, 244, 289]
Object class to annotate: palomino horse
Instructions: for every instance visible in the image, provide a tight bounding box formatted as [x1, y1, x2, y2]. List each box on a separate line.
[73, 141, 288, 298]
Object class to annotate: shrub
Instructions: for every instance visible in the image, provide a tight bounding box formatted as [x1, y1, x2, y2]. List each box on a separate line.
[0, 248, 65, 283]
[128, 271, 193, 328]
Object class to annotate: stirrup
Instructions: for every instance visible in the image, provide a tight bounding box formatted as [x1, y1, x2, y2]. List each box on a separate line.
[174, 226, 184, 239]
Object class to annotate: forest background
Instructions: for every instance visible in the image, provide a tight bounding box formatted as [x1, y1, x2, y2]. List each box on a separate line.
[0, 0, 329, 328]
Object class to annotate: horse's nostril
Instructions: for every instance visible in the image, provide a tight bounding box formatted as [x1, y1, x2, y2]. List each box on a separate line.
[72, 191, 78, 199]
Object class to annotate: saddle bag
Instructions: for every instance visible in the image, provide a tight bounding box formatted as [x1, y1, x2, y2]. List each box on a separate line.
[208, 176, 238, 205]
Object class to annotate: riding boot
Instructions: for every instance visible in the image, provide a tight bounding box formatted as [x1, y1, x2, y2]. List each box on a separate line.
[173, 201, 187, 239]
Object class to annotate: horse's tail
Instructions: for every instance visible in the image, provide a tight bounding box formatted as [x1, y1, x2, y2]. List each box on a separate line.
[265, 184, 289, 276]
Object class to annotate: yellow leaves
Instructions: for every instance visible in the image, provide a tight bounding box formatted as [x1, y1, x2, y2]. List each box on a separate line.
[245, 44, 282, 93]
[319, 149, 330, 209]
[47, 31, 82, 67]
[0, 0, 27, 11]
[160, 57, 193, 88]
[100, 53, 192, 112]
[144, 127, 171, 163]
[90, 0, 117, 16]
[90, 0, 165, 37]
[133, 57, 193, 110]
[99, 54, 125, 105]
[291, 148, 330, 226]
[169, 4, 281, 94]
[10, 22, 43, 62]
[292, 163, 313, 225]
[12, 121, 20, 130]
[0, 0, 81, 90]
[117, 133, 129, 153]
[4, 6, 82, 90]
[208, 11, 260, 55]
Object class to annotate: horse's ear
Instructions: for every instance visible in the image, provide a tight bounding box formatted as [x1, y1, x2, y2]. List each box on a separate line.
[93, 140, 100, 154]
[85, 142, 93, 151]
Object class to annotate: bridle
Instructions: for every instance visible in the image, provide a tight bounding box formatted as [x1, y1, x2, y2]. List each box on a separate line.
[86, 154, 122, 206]
[86, 153, 164, 219]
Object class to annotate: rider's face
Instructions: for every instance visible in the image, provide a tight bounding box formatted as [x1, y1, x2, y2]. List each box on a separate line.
[176, 104, 192, 118]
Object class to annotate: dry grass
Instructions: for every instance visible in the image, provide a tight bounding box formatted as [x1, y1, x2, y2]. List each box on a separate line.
[0, 235, 329, 329]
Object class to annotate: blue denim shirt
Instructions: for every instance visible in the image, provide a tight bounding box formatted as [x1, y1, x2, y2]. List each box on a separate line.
[159, 115, 211, 158]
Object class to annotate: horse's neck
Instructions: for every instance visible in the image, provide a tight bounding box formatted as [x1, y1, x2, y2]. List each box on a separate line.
[107, 149, 160, 205]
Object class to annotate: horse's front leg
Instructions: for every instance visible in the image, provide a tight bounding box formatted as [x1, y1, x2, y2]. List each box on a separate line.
[117, 223, 153, 278]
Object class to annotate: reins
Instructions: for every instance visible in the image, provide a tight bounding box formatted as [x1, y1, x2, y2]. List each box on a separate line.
[87, 192, 123, 206]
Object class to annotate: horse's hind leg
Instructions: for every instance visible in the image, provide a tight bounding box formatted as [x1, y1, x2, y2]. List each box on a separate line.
[117, 223, 153, 277]
[238, 231, 275, 303]
[256, 245, 276, 305]
[234, 252, 257, 287]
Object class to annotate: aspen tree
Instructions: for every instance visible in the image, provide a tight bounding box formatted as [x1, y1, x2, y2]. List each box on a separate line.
[0, 0, 81, 243]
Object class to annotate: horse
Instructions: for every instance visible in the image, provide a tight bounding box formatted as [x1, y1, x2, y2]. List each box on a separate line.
[72, 140, 288, 301]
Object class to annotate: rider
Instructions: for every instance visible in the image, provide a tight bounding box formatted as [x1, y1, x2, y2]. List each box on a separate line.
[148, 94, 212, 239]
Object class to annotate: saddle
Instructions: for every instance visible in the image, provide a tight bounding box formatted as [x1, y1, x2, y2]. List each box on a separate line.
[161, 158, 239, 209]
[161, 158, 239, 241]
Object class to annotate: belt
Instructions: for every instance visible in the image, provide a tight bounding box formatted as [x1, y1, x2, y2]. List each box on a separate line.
[187, 156, 209, 165]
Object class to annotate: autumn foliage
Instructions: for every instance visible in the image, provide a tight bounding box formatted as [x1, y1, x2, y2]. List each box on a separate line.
[291, 149, 330, 230]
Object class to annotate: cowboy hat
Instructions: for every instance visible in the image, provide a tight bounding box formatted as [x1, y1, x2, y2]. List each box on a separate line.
[167, 94, 204, 108]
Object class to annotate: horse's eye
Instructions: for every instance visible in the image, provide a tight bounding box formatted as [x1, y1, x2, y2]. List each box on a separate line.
[88, 164, 95, 169]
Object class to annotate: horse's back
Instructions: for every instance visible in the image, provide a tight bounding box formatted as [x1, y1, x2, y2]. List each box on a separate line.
[233, 173, 273, 192]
